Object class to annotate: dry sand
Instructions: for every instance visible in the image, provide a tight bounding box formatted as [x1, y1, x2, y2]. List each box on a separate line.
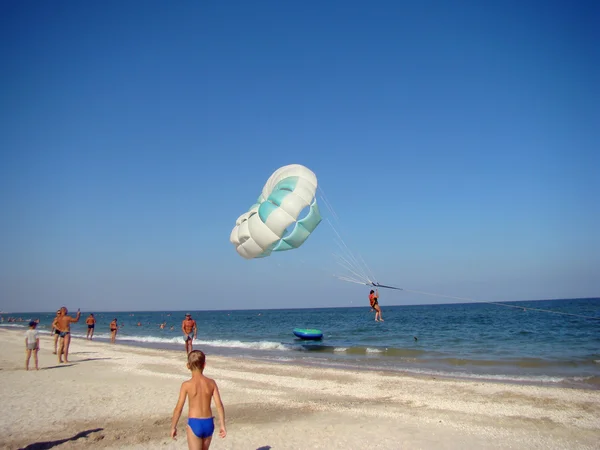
[0, 327, 598, 449]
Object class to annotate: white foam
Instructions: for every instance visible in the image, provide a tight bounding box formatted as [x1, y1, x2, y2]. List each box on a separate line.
[73, 332, 112, 339]
[570, 376, 597, 382]
[66, 332, 293, 352]
[365, 347, 383, 353]
[302, 359, 568, 384]
[196, 339, 290, 351]
[115, 335, 187, 345]
[401, 367, 566, 384]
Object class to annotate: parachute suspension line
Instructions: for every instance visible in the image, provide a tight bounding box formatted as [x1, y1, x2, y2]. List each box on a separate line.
[335, 275, 370, 285]
[332, 238, 371, 282]
[401, 288, 600, 321]
[319, 189, 372, 278]
[327, 218, 375, 284]
[297, 258, 344, 280]
[332, 252, 371, 284]
[358, 253, 379, 286]
[328, 224, 369, 280]
[318, 187, 380, 287]
[317, 187, 340, 224]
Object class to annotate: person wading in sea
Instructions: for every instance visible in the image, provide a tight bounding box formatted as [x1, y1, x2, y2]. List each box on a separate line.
[181, 313, 198, 354]
[110, 318, 118, 343]
[85, 313, 96, 340]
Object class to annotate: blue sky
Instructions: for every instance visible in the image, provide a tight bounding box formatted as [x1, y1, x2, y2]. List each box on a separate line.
[1, 0, 598, 312]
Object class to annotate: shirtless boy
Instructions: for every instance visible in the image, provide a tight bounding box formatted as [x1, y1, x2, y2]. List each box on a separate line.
[181, 313, 198, 354]
[86, 313, 96, 340]
[56, 307, 81, 363]
[171, 350, 226, 449]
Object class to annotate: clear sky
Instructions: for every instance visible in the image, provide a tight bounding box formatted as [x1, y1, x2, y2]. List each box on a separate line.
[1, 1, 598, 312]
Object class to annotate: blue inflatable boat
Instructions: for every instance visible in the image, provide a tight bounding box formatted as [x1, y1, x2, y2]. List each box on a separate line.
[293, 328, 323, 340]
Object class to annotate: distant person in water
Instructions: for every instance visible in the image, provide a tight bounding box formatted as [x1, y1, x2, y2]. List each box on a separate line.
[182, 313, 198, 354]
[55, 307, 81, 363]
[86, 313, 96, 340]
[51, 309, 61, 354]
[170, 350, 226, 448]
[110, 318, 118, 343]
[369, 289, 383, 322]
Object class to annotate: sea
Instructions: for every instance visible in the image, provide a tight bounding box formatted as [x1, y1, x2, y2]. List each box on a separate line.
[2, 298, 599, 389]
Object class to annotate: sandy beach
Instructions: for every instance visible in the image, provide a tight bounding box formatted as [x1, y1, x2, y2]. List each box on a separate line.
[1, 328, 598, 450]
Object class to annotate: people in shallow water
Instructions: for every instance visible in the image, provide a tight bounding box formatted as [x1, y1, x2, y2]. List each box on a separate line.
[181, 313, 197, 354]
[86, 313, 96, 340]
[369, 289, 384, 322]
[110, 318, 118, 343]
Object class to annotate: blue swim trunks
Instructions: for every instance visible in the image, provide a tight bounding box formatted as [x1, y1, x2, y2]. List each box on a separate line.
[188, 417, 214, 438]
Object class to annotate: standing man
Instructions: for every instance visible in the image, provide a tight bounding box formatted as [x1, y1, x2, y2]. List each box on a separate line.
[51, 309, 61, 354]
[55, 307, 81, 363]
[85, 313, 96, 340]
[181, 313, 197, 354]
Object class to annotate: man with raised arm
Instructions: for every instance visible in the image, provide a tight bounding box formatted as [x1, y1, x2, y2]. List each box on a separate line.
[55, 306, 81, 363]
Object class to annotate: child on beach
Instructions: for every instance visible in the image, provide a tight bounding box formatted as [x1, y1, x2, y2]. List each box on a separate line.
[25, 321, 40, 370]
[171, 350, 226, 449]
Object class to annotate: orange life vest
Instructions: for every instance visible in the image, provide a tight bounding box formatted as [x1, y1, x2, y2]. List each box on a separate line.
[369, 293, 377, 307]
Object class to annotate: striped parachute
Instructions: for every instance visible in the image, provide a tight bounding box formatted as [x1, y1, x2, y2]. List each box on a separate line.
[230, 164, 322, 259]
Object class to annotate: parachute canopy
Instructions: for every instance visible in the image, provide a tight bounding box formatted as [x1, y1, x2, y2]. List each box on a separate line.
[230, 164, 322, 259]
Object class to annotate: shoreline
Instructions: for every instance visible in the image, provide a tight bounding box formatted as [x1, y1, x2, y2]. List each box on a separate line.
[3, 322, 598, 391]
[4, 322, 600, 391]
[2, 327, 600, 449]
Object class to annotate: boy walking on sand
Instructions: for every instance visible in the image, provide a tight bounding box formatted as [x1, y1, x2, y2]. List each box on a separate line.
[171, 350, 226, 449]
[25, 321, 40, 370]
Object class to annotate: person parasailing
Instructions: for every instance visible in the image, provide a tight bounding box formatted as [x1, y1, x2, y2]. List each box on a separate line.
[369, 289, 383, 322]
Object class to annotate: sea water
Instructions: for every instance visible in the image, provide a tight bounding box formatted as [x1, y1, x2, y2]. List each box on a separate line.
[3, 298, 599, 388]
